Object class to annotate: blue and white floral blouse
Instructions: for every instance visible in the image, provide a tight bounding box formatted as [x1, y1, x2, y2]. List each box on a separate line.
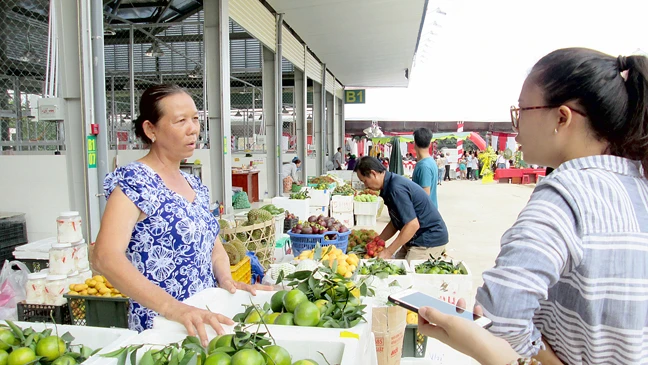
[104, 162, 220, 331]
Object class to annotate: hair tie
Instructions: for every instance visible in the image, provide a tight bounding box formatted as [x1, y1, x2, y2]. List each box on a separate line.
[617, 55, 628, 72]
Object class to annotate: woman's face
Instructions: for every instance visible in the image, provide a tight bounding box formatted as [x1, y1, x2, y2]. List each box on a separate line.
[145, 92, 200, 160]
[515, 78, 560, 166]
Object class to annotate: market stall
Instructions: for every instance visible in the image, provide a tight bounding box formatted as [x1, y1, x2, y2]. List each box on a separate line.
[4, 188, 473, 365]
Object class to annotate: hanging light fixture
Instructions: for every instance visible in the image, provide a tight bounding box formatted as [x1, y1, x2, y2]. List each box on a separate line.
[104, 25, 116, 36]
[282, 106, 289, 114]
[188, 65, 201, 79]
[235, 110, 242, 117]
[145, 42, 164, 57]
[307, 114, 312, 120]
[259, 114, 263, 120]
[248, 113, 254, 120]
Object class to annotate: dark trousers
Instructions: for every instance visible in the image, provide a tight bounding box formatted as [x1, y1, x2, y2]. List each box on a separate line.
[466, 167, 473, 180]
[444, 165, 451, 181]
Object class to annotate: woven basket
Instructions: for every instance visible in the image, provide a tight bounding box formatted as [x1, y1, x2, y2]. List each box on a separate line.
[221, 219, 275, 269]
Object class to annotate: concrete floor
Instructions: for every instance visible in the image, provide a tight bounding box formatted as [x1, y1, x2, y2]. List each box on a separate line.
[359, 179, 535, 301]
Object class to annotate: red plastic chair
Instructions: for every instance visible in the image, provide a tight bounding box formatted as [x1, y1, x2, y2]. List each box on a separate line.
[521, 175, 530, 184]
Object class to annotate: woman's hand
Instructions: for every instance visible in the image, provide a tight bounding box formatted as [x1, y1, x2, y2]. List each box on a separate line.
[219, 279, 273, 295]
[417, 299, 520, 365]
[165, 302, 234, 347]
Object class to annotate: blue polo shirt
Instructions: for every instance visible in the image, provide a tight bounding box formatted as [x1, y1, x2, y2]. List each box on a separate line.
[412, 157, 439, 208]
[380, 172, 449, 248]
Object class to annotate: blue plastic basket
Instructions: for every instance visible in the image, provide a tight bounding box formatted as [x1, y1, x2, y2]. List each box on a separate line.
[288, 230, 351, 256]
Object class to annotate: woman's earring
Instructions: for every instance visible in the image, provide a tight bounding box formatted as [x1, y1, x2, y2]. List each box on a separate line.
[152, 137, 156, 143]
[553, 129, 558, 135]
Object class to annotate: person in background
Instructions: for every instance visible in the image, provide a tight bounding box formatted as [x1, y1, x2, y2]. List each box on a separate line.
[94, 84, 268, 344]
[436, 154, 445, 185]
[496, 150, 507, 170]
[346, 154, 357, 170]
[382, 157, 390, 169]
[354, 157, 449, 261]
[411, 128, 439, 208]
[466, 152, 474, 180]
[325, 154, 335, 171]
[471, 151, 480, 180]
[477, 48, 648, 364]
[282, 158, 302, 193]
[443, 153, 451, 181]
[333, 147, 344, 170]
[459, 151, 468, 180]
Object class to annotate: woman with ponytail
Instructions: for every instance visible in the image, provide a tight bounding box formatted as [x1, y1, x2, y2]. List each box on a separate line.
[418, 49, 648, 365]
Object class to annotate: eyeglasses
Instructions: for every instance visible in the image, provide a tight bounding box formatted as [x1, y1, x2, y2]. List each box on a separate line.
[510, 105, 587, 131]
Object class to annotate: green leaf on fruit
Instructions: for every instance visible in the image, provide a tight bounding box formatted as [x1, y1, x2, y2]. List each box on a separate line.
[5, 321, 24, 341]
[61, 332, 75, 344]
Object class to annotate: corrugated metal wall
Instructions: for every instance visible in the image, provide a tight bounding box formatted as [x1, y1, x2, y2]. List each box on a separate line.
[305, 50, 322, 83]
[282, 25, 304, 71]
[230, 0, 276, 52]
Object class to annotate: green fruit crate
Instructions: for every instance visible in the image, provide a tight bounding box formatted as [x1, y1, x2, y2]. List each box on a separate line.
[402, 324, 427, 358]
[17, 302, 72, 324]
[64, 294, 129, 328]
[291, 183, 302, 192]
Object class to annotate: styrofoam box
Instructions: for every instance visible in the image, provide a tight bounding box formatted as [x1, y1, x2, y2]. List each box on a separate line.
[304, 187, 331, 207]
[308, 205, 329, 217]
[12, 321, 136, 359]
[327, 170, 354, 181]
[272, 197, 310, 222]
[354, 201, 379, 216]
[355, 214, 377, 227]
[13, 237, 57, 260]
[331, 212, 354, 228]
[357, 259, 413, 289]
[84, 328, 361, 365]
[330, 195, 354, 213]
[152, 289, 376, 365]
[408, 260, 473, 308]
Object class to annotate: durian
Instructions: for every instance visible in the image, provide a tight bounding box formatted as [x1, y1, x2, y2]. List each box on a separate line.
[224, 243, 242, 265]
[229, 239, 248, 257]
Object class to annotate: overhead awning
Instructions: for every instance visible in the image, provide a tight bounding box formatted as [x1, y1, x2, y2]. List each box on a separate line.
[266, 0, 428, 88]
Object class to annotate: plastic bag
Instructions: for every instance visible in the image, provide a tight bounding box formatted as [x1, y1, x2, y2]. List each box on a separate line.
[246, 252, 265, 284]
[0, 260, 31, 320]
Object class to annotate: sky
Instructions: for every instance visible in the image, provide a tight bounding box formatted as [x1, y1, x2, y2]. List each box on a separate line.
[344, 0, 648, 123]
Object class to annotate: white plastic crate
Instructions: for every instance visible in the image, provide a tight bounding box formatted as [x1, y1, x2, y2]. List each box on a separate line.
[330, 195, 354, 213]
[357, 259, 413, 289]
[304, 187, 331, 207]
[331, 212, 354, 228]
[85, 328, 361, 365]
[308, 205, 329, 217]
[354, 201, 379, 216]
[152, 289, 376, 365]
[272, 197, 310, 222]
[409, 260, 473, 308]
[355, 214, 377, 227]
[13, 321, 136, 358]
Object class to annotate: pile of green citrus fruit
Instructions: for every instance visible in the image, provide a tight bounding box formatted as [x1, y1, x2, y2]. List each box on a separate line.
[0, 321, 97, 365]
[103, 326, 322, 365]
[234, 258, 368, 329]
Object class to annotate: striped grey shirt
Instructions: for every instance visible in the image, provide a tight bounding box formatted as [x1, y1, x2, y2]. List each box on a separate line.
[476, 155, 648, 364]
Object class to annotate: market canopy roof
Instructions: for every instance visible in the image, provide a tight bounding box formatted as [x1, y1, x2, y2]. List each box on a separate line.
[266, 0, 427, 87]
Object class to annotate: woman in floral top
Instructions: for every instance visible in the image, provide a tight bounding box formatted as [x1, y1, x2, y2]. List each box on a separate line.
[93, 85, 267, 346]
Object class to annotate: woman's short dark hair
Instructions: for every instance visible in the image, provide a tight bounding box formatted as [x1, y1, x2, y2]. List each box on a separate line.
[354, 156, 386, 177]
[531, 48, 648, 177]
[294, 159, 301, 164]
[133, 84, 188, 144]
[413, 128, 433, 148]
